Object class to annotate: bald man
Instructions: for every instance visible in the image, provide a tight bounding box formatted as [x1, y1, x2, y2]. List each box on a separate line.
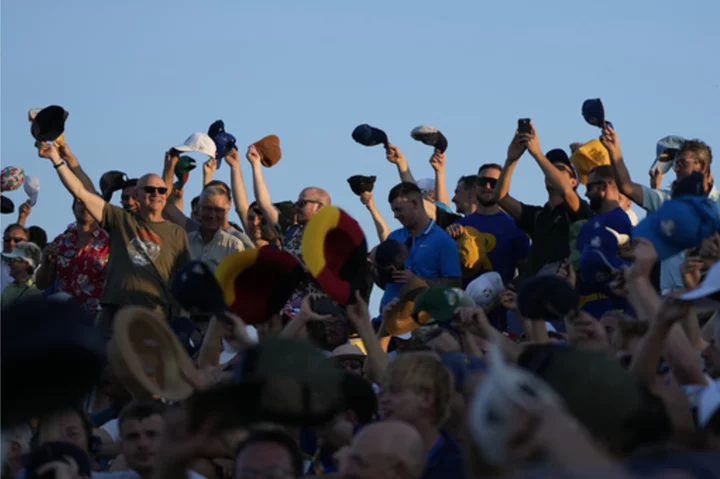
[38, 143, 190, 337]
[341, 421, 425, 479]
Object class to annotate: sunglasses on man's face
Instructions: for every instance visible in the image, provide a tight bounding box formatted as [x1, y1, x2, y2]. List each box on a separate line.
[3, 236, 26, 244]
[295, 199, 322, 208]
[476, 177, 498, 189]
[143, 186, 168, 195]
[201, 205, 226, 215]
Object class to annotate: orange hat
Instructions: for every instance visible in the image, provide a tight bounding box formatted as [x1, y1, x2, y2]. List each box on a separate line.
[302, 206, 371, 305]
[253, 135, 282, 167]
[384, 277, 430, 336]
[215, 246, 305, 324]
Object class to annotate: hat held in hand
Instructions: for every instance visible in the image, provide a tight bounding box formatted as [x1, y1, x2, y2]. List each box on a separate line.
[253, 135, 282, 168]
[108, 306, 196, 401]
[173, 260, 233, 320]
[384, 277, 429, 337]
[466, 272, 504, 309]
[187, 336, 345, 430]
[517, 275, 579, 320]
[1, 166, 25, 192]
[570, 139, 610, 185]
[347, 175, 376, 196]
[1, 195, 14, 214]
[351, 124, 389, 148]
[174, 156, 197, 190]
[634, 195, 720, 261]
[215, 246, 305, 324]
[411, 286, 475, 326]
[173, 133, 217, 159]
[411, 125, 448, 153]
[302, 206, 371, 305]
[581, 98, 609, 128]
[99, 171, 129, 202]
[29, 105, 69, 145]
[208, 120, 237, 168]
[651, 135, 686, 174]
[23, 175, 40, 207]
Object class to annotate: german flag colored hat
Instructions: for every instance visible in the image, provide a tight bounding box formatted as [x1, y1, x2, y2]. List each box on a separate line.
[301, 206, 371, 305]
[215, 246, 305, 324]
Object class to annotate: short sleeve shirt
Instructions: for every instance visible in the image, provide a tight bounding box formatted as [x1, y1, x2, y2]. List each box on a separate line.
[387, 220, 461, 280]
[517, 198, 593, 275]
[100, 204, 191, 314]
[50, 223, 110, 314]
[188, 228, 245, 271]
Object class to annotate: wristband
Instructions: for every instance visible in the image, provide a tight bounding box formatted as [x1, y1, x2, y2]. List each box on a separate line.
[53, 161, 65, 169]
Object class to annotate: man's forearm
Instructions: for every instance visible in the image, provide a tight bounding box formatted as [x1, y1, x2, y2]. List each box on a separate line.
[494, 160, 517, 202]
[251, 164, 279, 224]
[230, 165, 250, 232]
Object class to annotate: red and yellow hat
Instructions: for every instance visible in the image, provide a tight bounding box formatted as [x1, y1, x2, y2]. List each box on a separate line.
[301, 206, 370, 305]
[215, 246, 305, 325]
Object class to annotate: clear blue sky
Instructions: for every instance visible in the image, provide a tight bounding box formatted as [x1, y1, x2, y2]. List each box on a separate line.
[2, 0, 719, 313]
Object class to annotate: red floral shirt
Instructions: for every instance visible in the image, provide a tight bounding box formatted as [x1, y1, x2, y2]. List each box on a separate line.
[51, 223, 110, 314]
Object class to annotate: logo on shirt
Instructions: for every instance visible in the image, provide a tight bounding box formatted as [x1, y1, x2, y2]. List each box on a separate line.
[127, 229, 162, 267]
[463, 226, 497, 271]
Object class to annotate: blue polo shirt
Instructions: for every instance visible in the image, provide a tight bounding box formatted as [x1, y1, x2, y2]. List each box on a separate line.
[387, 220, 461, 280]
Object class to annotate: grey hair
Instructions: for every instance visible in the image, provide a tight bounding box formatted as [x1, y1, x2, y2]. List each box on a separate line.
[200, 186, 230, 205]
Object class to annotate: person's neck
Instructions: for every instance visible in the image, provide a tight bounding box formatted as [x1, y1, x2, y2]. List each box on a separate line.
[201, 227, 218, 243]
[409, 216, 431, 237]
[547, 195, 565, 208]
[598, 199, 621, 215]
[77, 222, 94, 234]
[475, 203, 501, 215]
[466, 202, 479, 215]
[12, 271, 30, 284]
[141, 210, 164, 223]
[413, 420, 442, 455]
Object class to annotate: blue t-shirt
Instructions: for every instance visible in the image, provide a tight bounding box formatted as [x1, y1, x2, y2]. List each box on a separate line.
[387, 220, 461, 281]
[453, 211, 530, 286]
[577, 207, 634, 318]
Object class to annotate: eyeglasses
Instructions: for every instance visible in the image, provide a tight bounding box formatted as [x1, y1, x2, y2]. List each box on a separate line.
[3, 236, 26, 244]
[143, 186, 168, 195]
[674, 157, 699, 168]
[201, 206, 226, 215]
[585, 180, 607, 190]
[476, 177, 498, 189]
[295, 199, 323, 208]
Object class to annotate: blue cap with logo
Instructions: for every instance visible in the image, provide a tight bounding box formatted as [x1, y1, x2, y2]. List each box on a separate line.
[633, 196, 720, 261]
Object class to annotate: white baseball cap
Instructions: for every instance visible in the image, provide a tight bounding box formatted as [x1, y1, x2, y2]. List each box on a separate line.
[1, 242, 42, 268]
[468, 343, 562, 465]
[466, 272, 504, 309]
[680, 262, 720, 309]
[23, 175, 40, 206]
[697, 379, 720, 429]
[173, 133, 217, 159]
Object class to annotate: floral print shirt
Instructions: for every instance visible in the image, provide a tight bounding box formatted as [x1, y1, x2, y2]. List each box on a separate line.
[51, 223, 110, 314]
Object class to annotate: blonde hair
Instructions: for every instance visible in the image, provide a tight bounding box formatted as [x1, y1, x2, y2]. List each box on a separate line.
[382, 352, 453, 426]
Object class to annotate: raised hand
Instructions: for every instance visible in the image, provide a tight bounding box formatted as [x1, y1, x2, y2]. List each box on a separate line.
[600, 125, 622, 162]
[246, 145, 262, 166]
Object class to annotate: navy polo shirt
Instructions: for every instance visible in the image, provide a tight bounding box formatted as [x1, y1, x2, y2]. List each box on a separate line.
[387, 220, 461, 280]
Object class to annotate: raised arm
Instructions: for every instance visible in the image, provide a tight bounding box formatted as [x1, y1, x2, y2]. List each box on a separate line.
[430, 150, 450, 208]
[360, 192, 390, 242]
[522, 123, 580, 212]
[246, 145, 279, 225]
[492, 132, 525, 221]
[601, 125, 645, 206]
[161, 150, 178, 195]
[202, 158, 216, 188]
[223, 149, 251, 233]
[37, 143, 105, 222]
[59, 143, 98, 194]
[385, 145, 416, 184]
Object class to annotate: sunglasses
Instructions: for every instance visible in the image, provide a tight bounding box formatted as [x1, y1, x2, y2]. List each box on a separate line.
[476, 177, 498, 189]
[3, 236, 26, 244]
[143, 186, 168, 195]
[585, 180, 607, 190]
[201, 206, 226, 214]
[295, 199, 323, 208]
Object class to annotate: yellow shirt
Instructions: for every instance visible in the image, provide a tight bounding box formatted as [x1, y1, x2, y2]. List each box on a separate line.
[1, 279, 42, 309]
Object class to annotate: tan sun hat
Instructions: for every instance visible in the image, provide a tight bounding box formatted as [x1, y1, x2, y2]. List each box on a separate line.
[108, 306, 196, 401]
[330, 344, 366, 362]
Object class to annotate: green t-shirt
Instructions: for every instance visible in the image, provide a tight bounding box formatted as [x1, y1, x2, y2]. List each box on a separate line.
[100, 204, 190, 315]
[1, 279, 42, 310]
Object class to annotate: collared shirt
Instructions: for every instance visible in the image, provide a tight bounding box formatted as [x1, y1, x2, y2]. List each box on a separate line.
[387, 220, 461, 280]
[50, 223, 110, 315]
[641, 184, 720, 290]
[188, 228, 245, 271]
[1, 279, 42, 309]
[224, 226, 255, 249]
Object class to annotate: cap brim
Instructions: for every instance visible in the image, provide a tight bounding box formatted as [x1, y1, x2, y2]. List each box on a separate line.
[173, 145, 194, 152]
[632, 220, 680, 261]
[650, 156, 674, 174]
[394, 332, 413, 340]
[680, 285, 720, 302]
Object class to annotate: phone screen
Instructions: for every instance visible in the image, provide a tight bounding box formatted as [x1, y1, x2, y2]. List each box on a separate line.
[518, 118, 532, 135]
